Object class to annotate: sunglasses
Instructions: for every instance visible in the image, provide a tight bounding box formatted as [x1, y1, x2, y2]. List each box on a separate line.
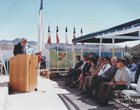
[103, 60, 107, 61]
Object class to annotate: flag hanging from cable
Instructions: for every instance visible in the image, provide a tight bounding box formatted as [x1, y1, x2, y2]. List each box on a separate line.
[56, 26, 59, 44]
[81, 28, 84, 45]
[47, 26, 51, 45]
[37, 0, 44, 63]
[73, 27, 77, 45]
[65, 27, 68, 44]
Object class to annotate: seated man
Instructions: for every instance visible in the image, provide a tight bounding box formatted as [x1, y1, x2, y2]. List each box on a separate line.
[127, 57, 138, 72]
[97, 57, 131, 107]
[65, 55, 83, 86]
[88, 57, 118, 100]
[71, 58, 91, 88]
[65, 55, 87, 86]
[84, 56, 111, 97]
[80, 57, 103, 94]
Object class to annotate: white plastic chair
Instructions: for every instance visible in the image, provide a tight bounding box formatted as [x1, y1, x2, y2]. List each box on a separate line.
[115, 71, 131, 99]
[130, 71, 137, 90]
[131, 71, 136, 82]
[119, 75, 140, 107]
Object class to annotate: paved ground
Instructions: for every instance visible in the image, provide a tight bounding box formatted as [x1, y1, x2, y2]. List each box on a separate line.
[1, 76, 139, 110]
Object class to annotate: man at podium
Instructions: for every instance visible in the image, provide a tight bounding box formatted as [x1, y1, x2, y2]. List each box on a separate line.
[13, 38, 27, 56]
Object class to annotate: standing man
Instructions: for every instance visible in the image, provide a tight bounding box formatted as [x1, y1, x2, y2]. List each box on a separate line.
[13, 38, 27, 56]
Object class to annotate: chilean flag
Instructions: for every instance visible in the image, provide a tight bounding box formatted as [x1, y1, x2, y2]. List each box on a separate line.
[47, 26, 51, 45]
[37, 0, 44, 63]
[81, 28, 84, 45]
[73, 27, 77, 45]
[56, 26, 59, 44]
[65, 27, 68, 44]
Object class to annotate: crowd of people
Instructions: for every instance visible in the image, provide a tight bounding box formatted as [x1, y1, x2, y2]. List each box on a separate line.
[63, 55, 139, 107]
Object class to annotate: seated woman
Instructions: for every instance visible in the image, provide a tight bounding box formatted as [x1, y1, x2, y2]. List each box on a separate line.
[73, 59, 97, 90]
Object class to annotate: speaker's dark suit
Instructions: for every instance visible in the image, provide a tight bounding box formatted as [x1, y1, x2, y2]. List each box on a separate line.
[13, 42, 24, 56]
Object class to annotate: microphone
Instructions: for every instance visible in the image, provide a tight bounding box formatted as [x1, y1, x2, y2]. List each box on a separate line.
[26, 44, 49, 63]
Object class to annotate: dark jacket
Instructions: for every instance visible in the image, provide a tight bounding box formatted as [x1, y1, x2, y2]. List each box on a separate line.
[103, 65, 118, 81]
[82, 63, 91, 73]
[74, 60, 83, 70]
[13, 42, 24, 56]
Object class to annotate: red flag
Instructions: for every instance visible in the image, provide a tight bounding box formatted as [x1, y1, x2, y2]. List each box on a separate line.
[81, 28, 84, 45]
[73, 27, 77, 45]
[56, 26, 59, 44]
[47, 26, 51, 45]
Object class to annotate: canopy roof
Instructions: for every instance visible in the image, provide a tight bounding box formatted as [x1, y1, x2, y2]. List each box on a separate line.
[72, 18, 140, 43]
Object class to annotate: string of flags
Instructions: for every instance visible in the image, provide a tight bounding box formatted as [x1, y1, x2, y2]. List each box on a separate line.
[47, 26, 84, 45]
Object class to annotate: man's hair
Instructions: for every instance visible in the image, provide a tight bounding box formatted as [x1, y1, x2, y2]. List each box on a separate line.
[111, 57, 117, 61]
[95, 55, 99, 59]
[83, 55, 87, 60]
[87, 58, 91, 61]
[21, 38, 27, 42]
[76, 55, 80, 60]
[130, 57, 134, 62]
[98, 57, 103, 60]
[133, 56, 137, 60]
[104, 56, 110, 61]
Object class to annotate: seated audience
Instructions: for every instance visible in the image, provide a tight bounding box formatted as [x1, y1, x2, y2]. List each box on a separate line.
[97, 57, 131, 107]
[68, 55, 87, 87]
[133, 56, 138, 65]
[124, 57, 129, 67]
[81, 57, 103, 94]
[85, 57, 115, 98]
[64, 55, 83, 86]
[70, 57, 91, 88]
[73, 59, 95, 90]
[94, 55, 99, 65]
[98, 56, 111, 76]
[127, 57, 138, 72]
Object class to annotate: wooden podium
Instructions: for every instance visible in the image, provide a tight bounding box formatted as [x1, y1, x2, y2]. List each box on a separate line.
[9, 54, 38, 93]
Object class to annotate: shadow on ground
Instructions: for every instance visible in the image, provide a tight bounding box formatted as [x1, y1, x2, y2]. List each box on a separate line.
[50, 77, 133, 110]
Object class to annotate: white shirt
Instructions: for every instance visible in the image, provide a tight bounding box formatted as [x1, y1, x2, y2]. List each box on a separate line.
[114, 66, 130, 86]
[80, 61, 86, 70]
[21, 43, 26, 54]
[98, 63, 111, 76]
[127, 63, 138, 72]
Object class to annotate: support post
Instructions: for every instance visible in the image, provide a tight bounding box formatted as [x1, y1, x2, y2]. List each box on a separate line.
[99, 37, 102, 57]
[112, 37, 115, 57]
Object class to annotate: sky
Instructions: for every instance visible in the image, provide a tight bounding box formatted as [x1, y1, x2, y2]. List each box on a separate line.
[0, 0, 140, 47]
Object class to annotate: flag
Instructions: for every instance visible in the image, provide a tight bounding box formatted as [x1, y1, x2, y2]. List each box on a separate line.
[37, 0, 44, 63]
[47, 26, 51, 45]
[73, 27, 77, 45]
[56, 26, 59, 44]
[81, 28, 84, 45]
[65, 27, 68, 44]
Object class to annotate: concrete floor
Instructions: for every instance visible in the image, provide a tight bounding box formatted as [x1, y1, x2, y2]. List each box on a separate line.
[1, 76, 140, 110]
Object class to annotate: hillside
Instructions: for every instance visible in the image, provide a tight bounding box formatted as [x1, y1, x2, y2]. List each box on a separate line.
[0, 38, 124, 52]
